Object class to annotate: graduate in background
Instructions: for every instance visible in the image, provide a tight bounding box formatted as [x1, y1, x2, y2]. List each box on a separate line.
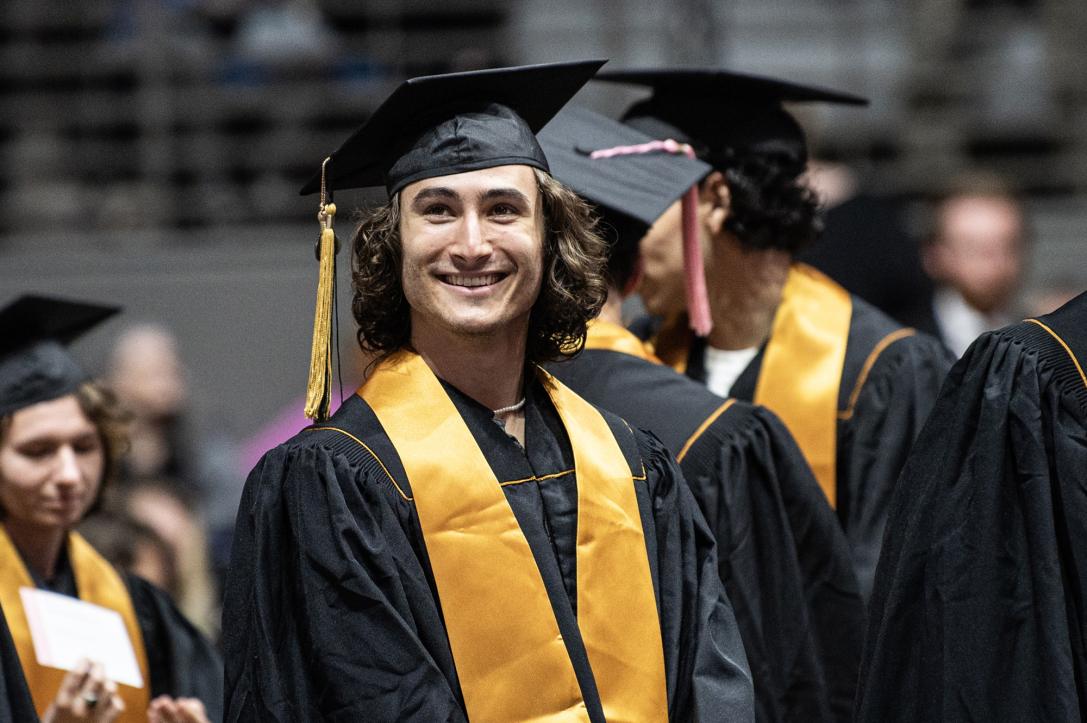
[540, 106, 864, 722]
[857, 291, 1087, 721]
[596, 68, 954, 597]
[918, 171, 1027, 357]
[0, 295, 221, 723]
[222, 61, 753, 722]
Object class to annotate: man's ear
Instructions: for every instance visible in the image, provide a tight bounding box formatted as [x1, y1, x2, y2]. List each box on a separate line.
[700, 171, 731, 236]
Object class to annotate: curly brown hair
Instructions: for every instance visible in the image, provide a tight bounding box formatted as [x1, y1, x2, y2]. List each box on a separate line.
[0, 382, 130, 519]
[350, 168, 609, 364]
[706, 147, 824, 255]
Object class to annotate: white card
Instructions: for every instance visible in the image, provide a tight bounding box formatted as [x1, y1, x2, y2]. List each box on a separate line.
[19, 587, 144, 688]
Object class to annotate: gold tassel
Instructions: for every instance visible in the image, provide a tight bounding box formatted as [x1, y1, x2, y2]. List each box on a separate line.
[304, 157, 337, 421]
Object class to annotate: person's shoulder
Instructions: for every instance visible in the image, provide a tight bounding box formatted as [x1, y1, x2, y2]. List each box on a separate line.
[244, 394, 412, 501]
[849, 295, 946, 358]
[579, 399, 650, 479]
[123, 573, 220, 663]
[842, 295, 953, 398]
[971, 302, 1087, 411]
[273, 394, 380, 451]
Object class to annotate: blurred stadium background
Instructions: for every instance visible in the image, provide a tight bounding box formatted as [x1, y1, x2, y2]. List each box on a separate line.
[1, 0, 1084, 442]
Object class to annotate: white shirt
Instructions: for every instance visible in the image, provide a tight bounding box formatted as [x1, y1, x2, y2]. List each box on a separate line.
[703, 344, 759, 397]
[933, 287, 1014, 358]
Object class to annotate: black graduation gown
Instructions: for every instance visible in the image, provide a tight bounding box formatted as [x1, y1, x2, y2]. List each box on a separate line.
[666, 295, 953, 598]
[549, 344, 865, 722]
[856, 291, 1087, 722]
[0, 605, 37, 723]
[5, 548, 225, 723]
[222, 377, 753, 722]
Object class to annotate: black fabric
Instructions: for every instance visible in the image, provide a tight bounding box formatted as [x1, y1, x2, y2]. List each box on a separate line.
[1039, 290, 1087, 411]
[538, 106, 710, 228]
[594, 68, 866, 169]
[857, 292, 1087, 721]
[549, 348, 864, 722]
[126, 575, 224, 722]
[0, 606, 37, 723]
[0, 295, 118, 418]
[659, 295, 953, 598]
[298, 60, 605, 196]
[222, 376, 753, 722]
[0, 557, 222, 721]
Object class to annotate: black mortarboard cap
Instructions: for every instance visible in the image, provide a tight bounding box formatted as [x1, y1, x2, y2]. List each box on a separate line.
[0, 295, 119, 417]
[595, 68, 867, 172]
[538, 105, 711, 247]
[540, 106, 716, 333]
[300, 59, 607, 197]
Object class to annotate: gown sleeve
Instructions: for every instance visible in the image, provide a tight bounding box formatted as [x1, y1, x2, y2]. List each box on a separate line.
[126, 575, 223, 722]
[856, 329, 1087, 722]
[837, 332, 952, 598]
[637, 430, 755, 722]
[221, 443, 466, 723]
[682, 405, 864, 722]
[0, 605, 37, 723]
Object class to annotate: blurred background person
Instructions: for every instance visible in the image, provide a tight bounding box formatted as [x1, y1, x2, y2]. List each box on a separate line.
[88, 478, 220, 642]
[919, 171, 1029, 357]
[107, 325, 199, 502]
[105, 324, 234, 612]
[0, 295, 221, 722]
[79, 512, 178, 597]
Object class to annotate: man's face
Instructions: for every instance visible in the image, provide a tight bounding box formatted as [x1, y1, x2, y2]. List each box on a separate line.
[638, 200, 687, 318]
[928, 195, 1025, 314]
[399, 165, 546, 341]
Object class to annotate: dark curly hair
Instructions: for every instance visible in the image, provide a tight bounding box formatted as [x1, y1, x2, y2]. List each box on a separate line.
[350, 168, 609, 364]
[706, 147, 823, 255]
[0, 381, 130, 520]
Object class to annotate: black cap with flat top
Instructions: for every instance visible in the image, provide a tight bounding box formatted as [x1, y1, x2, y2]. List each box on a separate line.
[300, 59, 607, 197]
[0, 295, 119, 417]
[538, 105, 711, 247]
[594, 68, 867, 171]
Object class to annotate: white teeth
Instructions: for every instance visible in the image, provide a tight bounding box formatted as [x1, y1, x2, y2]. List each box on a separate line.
[444, 274, 501, 288]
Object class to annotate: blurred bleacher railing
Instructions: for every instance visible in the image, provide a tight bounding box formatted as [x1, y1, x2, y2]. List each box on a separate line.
[2, 0, 1084, 270]
[0, 0, 508, 239]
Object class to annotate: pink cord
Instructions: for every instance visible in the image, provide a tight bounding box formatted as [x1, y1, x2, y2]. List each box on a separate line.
[590, 140, 712, 336]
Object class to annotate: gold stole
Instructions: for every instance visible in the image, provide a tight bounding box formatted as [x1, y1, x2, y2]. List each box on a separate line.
[584, 319, 662, 363]
[650, 263, 852, 506]
[359, 351, 667, 722]
[0, 526, 151, 721]
[753, 265, 852, 506]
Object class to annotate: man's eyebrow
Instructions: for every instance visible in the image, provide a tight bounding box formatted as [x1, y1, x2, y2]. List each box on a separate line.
[410, 187, 458, 207]
[480, 188, 531, 205]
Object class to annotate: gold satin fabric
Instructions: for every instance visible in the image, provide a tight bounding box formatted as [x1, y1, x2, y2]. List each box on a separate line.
[753, 264, 852, 506]
[649, 264, 852, 505]
[359, 351, 667, 722]
[0, 526, 151, 721]
[584, 319, 661, 363]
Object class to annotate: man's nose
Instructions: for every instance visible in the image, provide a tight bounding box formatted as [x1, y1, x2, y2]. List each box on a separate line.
[453, 213, 492, 261]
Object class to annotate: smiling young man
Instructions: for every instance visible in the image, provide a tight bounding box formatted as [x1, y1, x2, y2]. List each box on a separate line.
[222, 62, 754, 722]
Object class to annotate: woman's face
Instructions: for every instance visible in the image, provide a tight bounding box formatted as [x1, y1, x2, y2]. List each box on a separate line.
[0, 395, 104, 533]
